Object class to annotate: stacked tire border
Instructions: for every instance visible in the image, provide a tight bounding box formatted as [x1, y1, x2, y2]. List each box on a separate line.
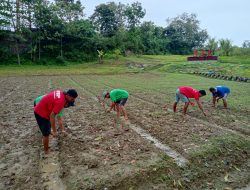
[193, 72, 249, 82]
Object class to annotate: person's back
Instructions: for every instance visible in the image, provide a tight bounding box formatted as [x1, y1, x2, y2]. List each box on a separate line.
[216, 86, 230, 97]
[110, 89, 129, 102]
[179, 86, 200, 100]
[34, 90, 65, 119]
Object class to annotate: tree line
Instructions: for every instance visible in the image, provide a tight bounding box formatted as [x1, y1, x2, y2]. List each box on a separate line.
[0, 0, 249, 65]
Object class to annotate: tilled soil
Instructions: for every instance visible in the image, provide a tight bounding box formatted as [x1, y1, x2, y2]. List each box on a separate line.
[0, 75, 250, 190]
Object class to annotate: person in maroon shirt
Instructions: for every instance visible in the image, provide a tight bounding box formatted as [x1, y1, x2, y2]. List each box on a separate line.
[34, 89, 78, 154]
[173, 86, 206, 116]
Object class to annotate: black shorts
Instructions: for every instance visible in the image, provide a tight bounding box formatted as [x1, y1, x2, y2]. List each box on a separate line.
[115, 98, 128, 106]
[34, 112, 51, 137]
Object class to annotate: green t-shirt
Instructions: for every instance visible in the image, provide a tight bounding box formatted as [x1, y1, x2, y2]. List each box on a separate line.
[110, 89, 129, 102]
[35, 95, 64, 117]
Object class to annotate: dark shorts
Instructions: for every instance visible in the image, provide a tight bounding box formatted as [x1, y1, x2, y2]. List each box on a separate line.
[115, 98, 128, 106]
[34, 112, 51, 137]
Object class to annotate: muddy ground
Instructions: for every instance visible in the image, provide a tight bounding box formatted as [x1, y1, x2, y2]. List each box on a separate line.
[0, 74, 250, 190]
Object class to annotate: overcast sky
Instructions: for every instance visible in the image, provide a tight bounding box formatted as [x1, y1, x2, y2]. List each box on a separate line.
[82, 0, 250, 46]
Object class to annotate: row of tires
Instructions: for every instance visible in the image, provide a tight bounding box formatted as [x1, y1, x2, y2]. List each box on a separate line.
[193, 72, 249, 82]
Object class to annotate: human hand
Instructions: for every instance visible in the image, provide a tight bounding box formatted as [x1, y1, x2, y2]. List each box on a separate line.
[190, 102, 195, 106]
[106, 109, 111, 113]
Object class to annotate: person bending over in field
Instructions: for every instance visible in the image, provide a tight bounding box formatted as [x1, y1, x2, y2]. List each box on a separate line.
[102, 89, 129, 123]
[34, 89, 78, 154]
[34, 95, 75, 134]
[209, 86, 230, 108]
[173, 86, 207, 116]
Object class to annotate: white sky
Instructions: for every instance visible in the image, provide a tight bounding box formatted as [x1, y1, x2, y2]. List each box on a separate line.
[82, 0, 250, 47]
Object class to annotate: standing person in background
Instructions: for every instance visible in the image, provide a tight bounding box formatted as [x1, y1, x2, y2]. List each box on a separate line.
[209, 86, 230, 108]
[34, 89, 78, 154]
[173, 86, 207, 116]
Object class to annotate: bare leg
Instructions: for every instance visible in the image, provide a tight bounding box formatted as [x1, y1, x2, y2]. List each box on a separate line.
[120, 106, 128, 120]
[183, 102, 189, 115]
[173, 102, 178, 112]
[43, 136, 49, 154]
[223, 99, 228, 108]
[212, 97, 216, 107]
[116, 104, 124, 128]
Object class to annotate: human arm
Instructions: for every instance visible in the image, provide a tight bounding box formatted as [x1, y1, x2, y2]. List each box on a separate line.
[57, 116, 65, 132]
[196, 100, 206, 116]
[189, 100, 195, 106]
[212, 96, 216, 107]
[216, 96, 223, 103]
[97, 96, 106, 109]
[50, 112, 57, 136]
[107, 102, 116, 112]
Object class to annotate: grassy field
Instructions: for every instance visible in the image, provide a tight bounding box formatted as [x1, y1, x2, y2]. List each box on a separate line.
[1, 55, 250, 77]
[0, 55, 250, 189]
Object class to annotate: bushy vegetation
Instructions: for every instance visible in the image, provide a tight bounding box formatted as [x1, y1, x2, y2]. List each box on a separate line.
[1, 1, 250, 65]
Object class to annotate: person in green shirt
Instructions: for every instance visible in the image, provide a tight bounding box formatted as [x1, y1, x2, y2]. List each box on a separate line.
[102, 89, 129, 127]
[34, 95, 74, 134]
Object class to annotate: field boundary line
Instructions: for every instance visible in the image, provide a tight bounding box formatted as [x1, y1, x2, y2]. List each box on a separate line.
[129, 124, 189, 167]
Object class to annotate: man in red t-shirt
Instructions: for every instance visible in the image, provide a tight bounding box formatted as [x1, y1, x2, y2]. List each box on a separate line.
[34, 89, 78, 153]
[173, 86, 206, 116]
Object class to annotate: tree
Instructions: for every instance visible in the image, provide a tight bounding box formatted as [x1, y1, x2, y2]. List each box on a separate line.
[63, 19, 98, 60]
[139, 21, 167, 54]
[1, 0, 25, 65]
[242, 40, 250, 48]
[123, 28, 144, 54]
[206, 38, 218, 54]
[0, 0, 12, 29]
[219, 39, 233, 56]
[90, 2, 125, 37]
[124, 2, 145, 30]
[53, 0, 84, 23]
[164, 13, 208, 54]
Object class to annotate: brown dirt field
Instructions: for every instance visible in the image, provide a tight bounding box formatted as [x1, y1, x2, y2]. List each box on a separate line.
[0, 75, 250, 190]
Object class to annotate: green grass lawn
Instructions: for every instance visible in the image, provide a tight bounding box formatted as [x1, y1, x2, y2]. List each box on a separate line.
[1, 55, 250, 77]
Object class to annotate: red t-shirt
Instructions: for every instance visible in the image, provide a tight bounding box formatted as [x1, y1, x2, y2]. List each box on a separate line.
[34, 90, 65, 120]
[179, 86, 200, 100]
